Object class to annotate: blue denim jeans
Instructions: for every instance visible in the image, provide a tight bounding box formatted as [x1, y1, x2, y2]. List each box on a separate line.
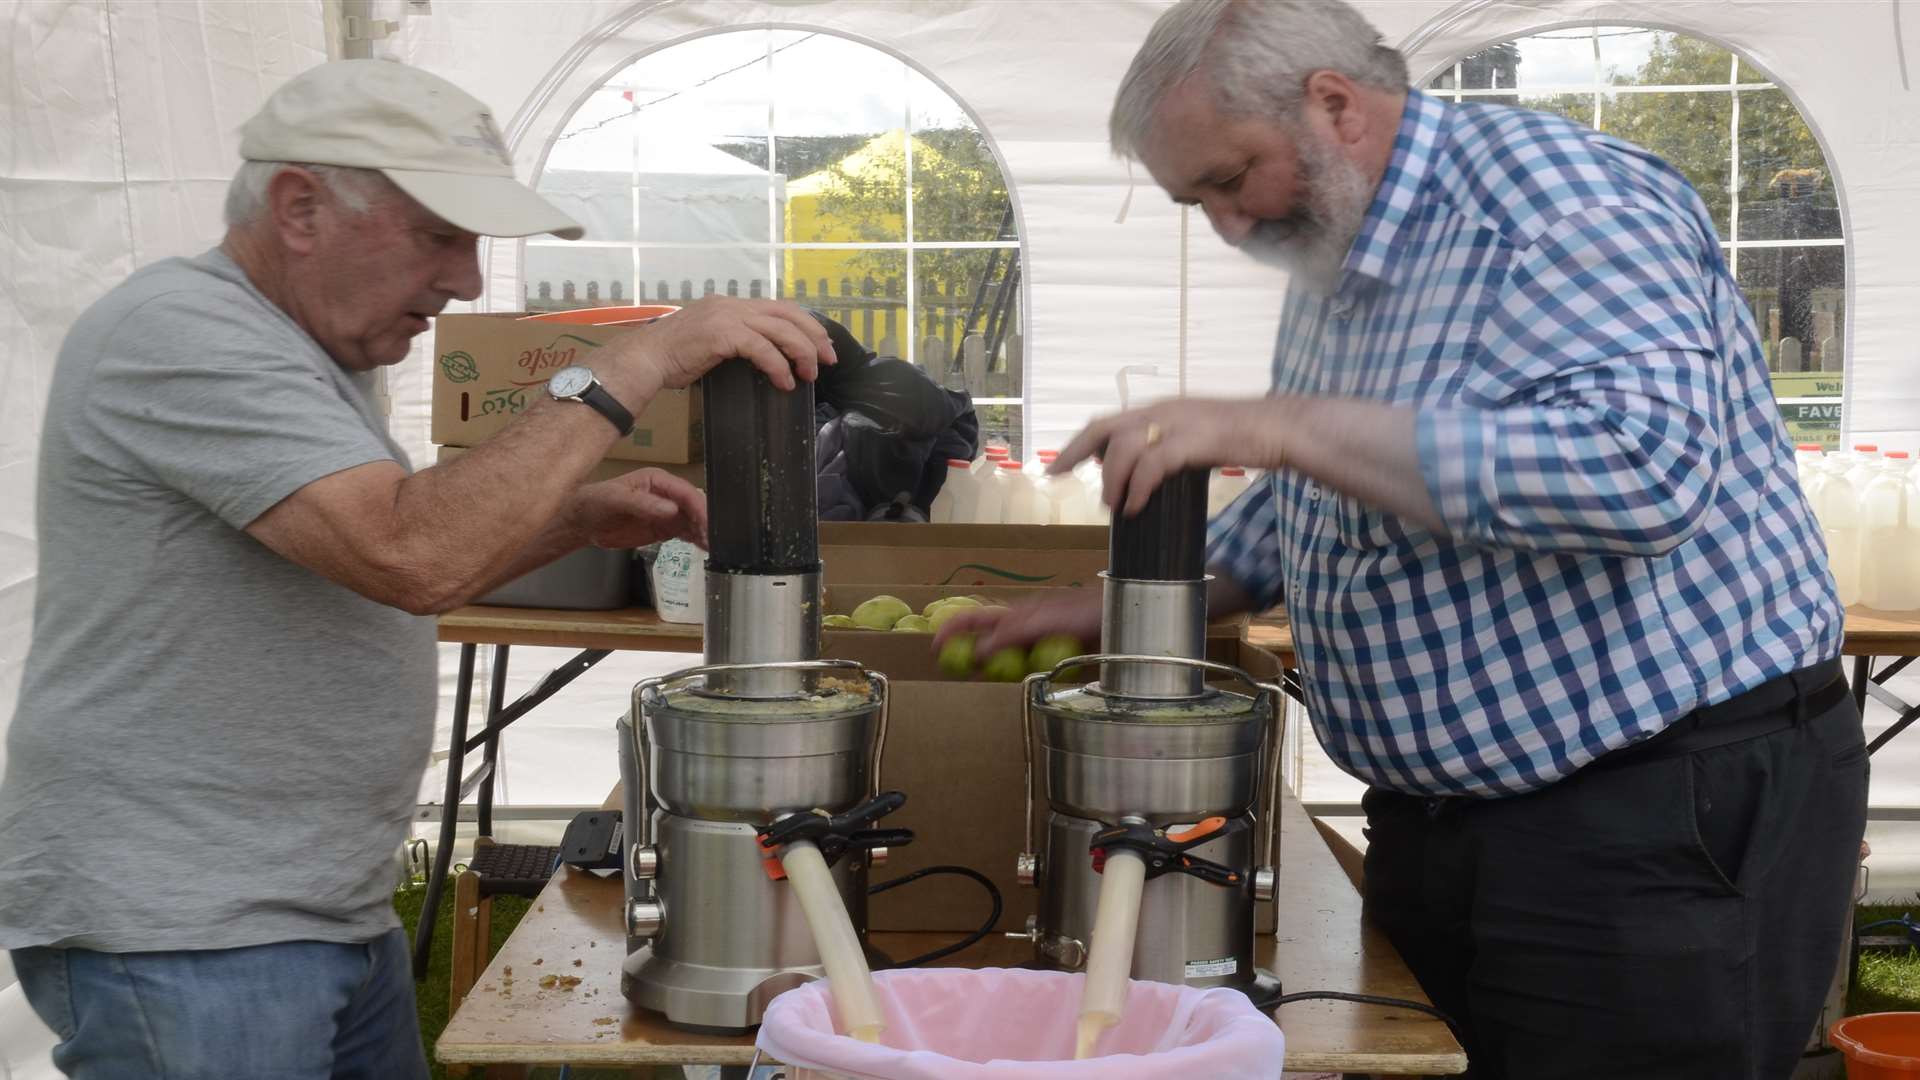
[10, 928, 429, 1080]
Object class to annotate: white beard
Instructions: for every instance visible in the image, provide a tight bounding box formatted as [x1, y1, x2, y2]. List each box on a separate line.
[1234, 130, 1374, 295]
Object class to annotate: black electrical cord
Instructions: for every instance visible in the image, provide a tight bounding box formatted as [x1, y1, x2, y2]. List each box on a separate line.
[1253, 988, 1471, 1056]
[868, 865, 1003, 969]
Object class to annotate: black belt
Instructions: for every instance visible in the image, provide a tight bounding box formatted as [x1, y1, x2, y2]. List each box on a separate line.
[1587, 657, 1849, 771]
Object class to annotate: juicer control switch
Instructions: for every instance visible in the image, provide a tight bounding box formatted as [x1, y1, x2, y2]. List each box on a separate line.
[1252, 866, 1276, 902]
[626, 898, 665, 940]
[1004, 914, 1040, 944]
[628, 843, 659, 881]
[1015, 852, 1039, 887]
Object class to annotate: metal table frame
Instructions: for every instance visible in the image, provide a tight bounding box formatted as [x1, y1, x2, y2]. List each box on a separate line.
[410, 643, 613, 978]
[1857, 655, 1920, 757]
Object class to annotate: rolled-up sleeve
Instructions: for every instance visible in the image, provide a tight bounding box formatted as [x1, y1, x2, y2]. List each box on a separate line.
[1417, 204, 1727, 556]
[1205, 474, 1287, 610]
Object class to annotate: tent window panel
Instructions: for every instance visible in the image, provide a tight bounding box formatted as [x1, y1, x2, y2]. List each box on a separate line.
[1514, 93, 1591, 126]
[532, 28, 1024, 382]
[1737, 88, 1842, 242]
[913, 248, 1020, 397]
[1601, 91, 1733, 237]
[782, 248, 907, 357]
[1446, 29, 1598, 91]
[524, 245, 635, 311]
[1434, 25, 1845, 437]
[908, 67, 1011, 244]
[774, 34, 908, 245]
[977, 404, 1023, 461]
[627, 248, 774, 304]
[1736, 245, 1846, 379]
[1604, 31, 1731, 89]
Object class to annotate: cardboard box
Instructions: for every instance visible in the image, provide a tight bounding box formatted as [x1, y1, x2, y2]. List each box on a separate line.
[431, 445, 705, 490]
[804, 528, 1265, 933]
[818, 522, 1110, 589]
[834, 634, 1286, 936]
[430, 312, 700, 463]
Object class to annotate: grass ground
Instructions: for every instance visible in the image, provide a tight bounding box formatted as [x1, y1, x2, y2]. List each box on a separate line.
[1852, 900, 1920, 1015]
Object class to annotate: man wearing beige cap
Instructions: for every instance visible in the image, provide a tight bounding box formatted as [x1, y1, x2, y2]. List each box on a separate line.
[0, 59, 832, 1078]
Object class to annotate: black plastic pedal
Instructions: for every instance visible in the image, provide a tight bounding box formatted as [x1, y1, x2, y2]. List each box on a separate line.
[558, 809, 623, 872]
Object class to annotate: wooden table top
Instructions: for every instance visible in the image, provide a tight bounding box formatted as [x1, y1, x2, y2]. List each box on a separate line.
[441, 603, 1919, 663]
[437, 605, 704, 653]
[436, 787, 1466, 1075]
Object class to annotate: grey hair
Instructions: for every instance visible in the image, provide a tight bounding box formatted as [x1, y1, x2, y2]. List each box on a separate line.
[1110, 0, 1409, 158]
[223, 161, 398, 227]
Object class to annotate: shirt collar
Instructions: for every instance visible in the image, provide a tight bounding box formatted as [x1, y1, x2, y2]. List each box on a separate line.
[1339, 89, 1450, 288]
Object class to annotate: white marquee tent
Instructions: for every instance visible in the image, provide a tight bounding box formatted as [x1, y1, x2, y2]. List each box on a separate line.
[3, 0, 1917, 1070]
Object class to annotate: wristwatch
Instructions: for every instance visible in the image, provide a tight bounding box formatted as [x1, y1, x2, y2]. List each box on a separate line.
[546, 365, 635, 436]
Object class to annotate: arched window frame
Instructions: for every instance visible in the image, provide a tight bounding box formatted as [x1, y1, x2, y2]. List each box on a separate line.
[484, 18, 1030, 447]
[1401, 12, 1852, 441]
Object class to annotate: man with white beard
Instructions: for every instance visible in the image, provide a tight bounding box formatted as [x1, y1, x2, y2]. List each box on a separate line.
[937, 3, 1860, 1077]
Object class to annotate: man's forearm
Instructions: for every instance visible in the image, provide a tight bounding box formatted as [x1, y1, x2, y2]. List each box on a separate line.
[458, 509, 591, 606]
[1266, 395, 1445, 534]
[385, 399, 620, 610]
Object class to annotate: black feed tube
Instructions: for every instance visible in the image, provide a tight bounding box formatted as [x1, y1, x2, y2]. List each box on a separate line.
[1108, 467, 1208, 581]
[700, 358, 820, 574]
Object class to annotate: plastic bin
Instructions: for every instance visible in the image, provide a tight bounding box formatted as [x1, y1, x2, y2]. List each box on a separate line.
[1832, 1013, 1920, 1078]
[476, 546, 632, 610]
[754, 968, 1284, 1079]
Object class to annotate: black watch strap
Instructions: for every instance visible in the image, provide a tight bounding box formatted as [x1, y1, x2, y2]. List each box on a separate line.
[576, 381, 636, 437]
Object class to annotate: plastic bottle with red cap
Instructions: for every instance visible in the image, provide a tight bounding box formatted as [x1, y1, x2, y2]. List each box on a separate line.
[1002, 459, 1047, 524]
[1811, 455, 1865, 607]
[1207, 467, 1254, 518]
[930, 458, 976, 524]
[1845, 444, 1884, 497]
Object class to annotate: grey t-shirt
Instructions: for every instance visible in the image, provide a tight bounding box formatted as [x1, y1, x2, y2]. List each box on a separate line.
[0, 248, 438, 952]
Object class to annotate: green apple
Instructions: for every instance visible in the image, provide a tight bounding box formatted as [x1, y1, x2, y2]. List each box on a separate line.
[850, 595, 911, 630]
[938, 633, 978, 677]
[892, 614, 933, 633]
[927, 602, 982, 634]
[981, 646, 1030, 683]
[1028, 634, 1087, 677]
[821, 614, 857, 629]
[924, 595, 984, 618]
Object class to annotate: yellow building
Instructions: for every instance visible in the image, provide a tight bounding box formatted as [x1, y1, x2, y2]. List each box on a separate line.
[783, 129, 945, 299]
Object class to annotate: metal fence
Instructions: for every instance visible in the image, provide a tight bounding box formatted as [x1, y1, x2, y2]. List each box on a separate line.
[524, 272, 1022, 400]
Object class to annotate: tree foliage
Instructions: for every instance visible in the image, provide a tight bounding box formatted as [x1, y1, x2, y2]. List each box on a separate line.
[809, 129, 1014, 315]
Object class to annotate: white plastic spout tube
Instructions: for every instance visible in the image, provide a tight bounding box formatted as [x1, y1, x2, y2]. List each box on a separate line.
[778, 839, 886, 1044]
[1075, 847, 1147, 1059]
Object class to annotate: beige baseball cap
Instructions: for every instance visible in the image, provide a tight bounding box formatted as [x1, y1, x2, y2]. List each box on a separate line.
[240, 59, 583, 240]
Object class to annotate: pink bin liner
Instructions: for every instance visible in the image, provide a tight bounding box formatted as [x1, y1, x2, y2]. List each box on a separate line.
[755, 968, 1285, 1079]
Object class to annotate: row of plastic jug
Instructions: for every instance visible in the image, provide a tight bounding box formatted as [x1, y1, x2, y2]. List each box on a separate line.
[929, 446, 1256, 525]
[1799, 443, 1920, 611]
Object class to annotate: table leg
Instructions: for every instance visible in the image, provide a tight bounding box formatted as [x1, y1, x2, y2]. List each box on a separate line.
[415, 643, 478, 980]
[1855, 656, 1873, 718]
[477, 644, 511, 838]
[1865, 655, 1920, 756]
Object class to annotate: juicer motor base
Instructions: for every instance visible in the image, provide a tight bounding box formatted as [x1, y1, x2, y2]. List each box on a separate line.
[621, 946, 817, 1034]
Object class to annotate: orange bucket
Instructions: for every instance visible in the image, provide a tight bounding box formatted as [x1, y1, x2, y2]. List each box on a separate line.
[1831, 1013, 1920, 1077]
[518, 304, 679, 326]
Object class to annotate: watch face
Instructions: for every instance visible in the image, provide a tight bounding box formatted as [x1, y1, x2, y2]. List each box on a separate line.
[549, 365, 594, 398]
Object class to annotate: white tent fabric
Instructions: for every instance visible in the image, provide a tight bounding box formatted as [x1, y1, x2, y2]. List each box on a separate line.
[0, 0, 1916, 964]
[0, 0, 1916, 1063]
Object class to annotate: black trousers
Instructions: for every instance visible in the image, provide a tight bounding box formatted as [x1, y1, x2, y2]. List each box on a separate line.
[1362, 661, 1868, 1080]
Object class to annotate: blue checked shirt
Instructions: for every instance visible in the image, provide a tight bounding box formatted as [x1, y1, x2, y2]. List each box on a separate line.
[1207, 90, 1843, 797]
